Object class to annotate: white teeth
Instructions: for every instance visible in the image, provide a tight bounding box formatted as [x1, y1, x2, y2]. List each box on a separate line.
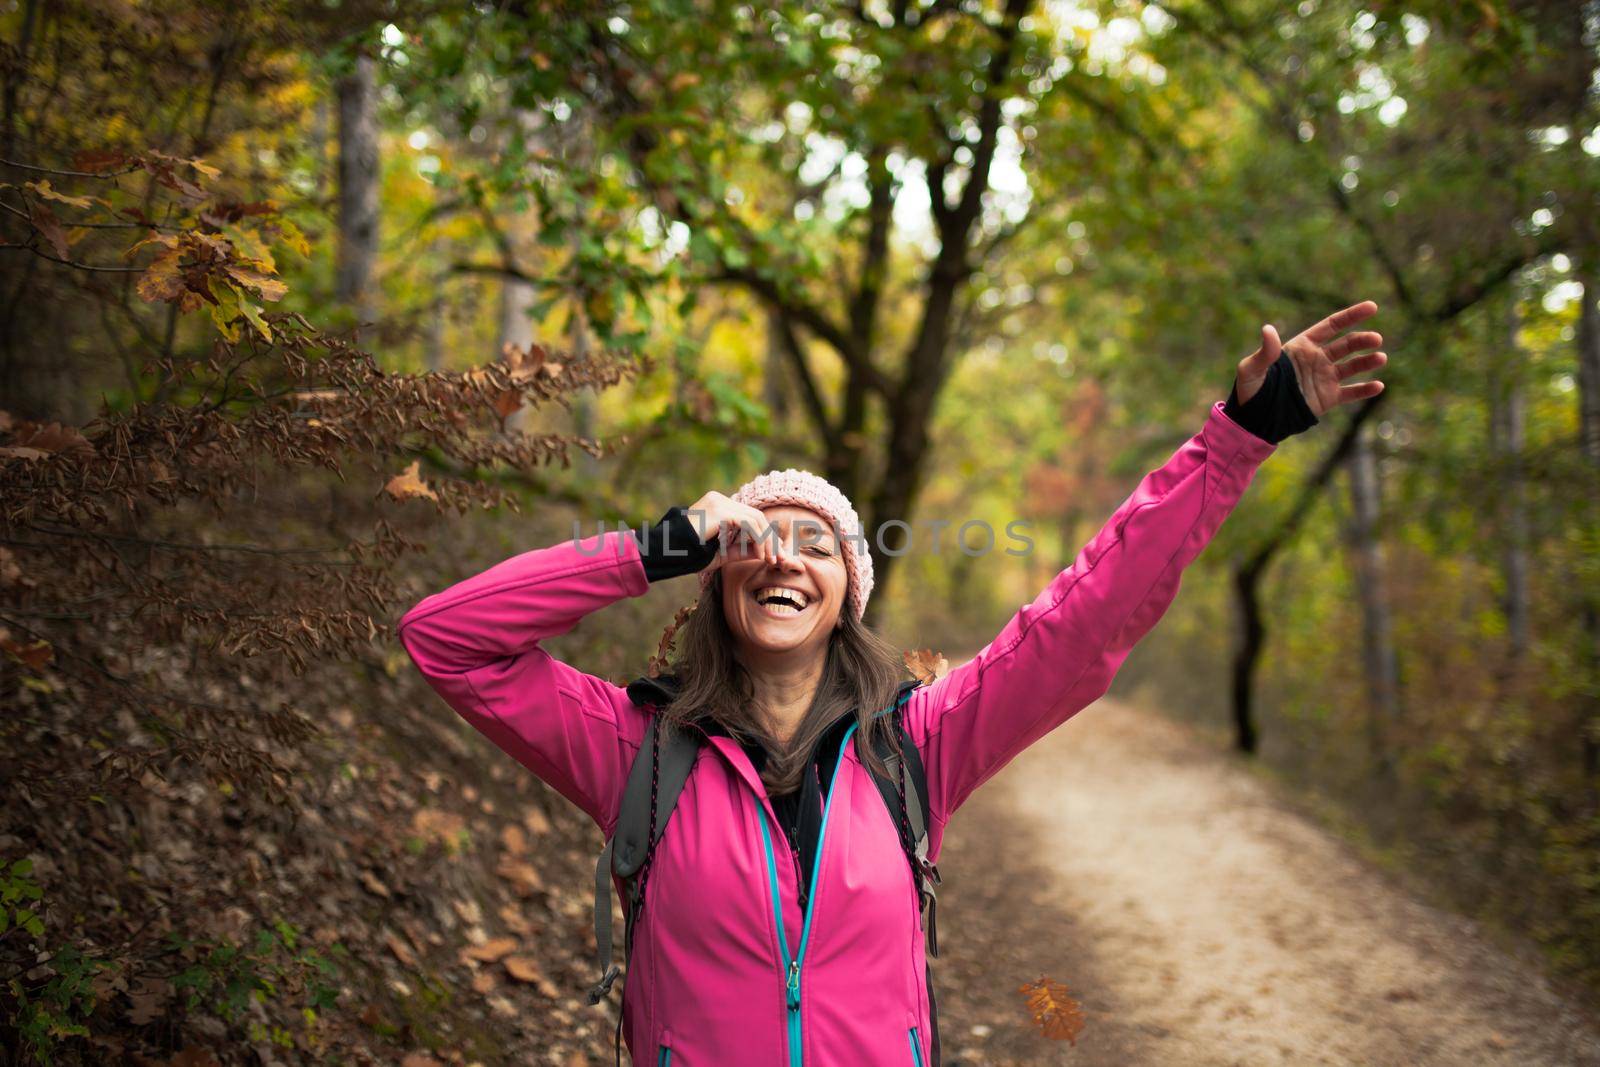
[754, 586, 809, 612]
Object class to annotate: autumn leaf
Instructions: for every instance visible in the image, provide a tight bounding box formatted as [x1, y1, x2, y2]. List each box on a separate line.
[30, 201, 70, 259]
[224, 264, 287, 301]
[9, 420, 93, 456]
[69, 148, 131, 173]
[137, 248, 186, 303]
[384, 460, 438, 503]
[25, 179, 97, 209]
[0, 629, 53, 670]
[219, 224, 276, 271]
[903, 648, 949, 684]
[204, 278, 243, 342]
[503, 955, 561, 996]
[1018, 976, 1085, 1044]
[462, 937, 517, 963]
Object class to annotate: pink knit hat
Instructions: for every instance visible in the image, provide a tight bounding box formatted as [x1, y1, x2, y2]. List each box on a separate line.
[699, 468, 874, 620]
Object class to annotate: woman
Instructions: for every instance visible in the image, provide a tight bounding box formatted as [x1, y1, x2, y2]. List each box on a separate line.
[397, 301, 1388, 1066]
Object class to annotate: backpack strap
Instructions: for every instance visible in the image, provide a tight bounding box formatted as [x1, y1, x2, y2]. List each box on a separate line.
[869, 681, 942, 959]
[587, 715, 701, 1004]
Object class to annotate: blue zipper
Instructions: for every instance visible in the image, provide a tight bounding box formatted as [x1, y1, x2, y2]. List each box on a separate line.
[756, 720, 861, 1067]
[909, 1025, 925, 1066]
[657, 1046, 671, 1066]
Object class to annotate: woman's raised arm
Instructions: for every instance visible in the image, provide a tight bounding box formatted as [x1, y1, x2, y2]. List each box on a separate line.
[396, 509, 716, 835]
[902, 300, 1387, 857]
[900, 401, 1276, 850]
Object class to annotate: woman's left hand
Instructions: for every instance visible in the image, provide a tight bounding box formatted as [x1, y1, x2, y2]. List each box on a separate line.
[1234, 299, 1388, 417]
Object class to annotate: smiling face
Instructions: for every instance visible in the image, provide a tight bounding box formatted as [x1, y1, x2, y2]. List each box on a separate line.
[719, 505, 849, 660]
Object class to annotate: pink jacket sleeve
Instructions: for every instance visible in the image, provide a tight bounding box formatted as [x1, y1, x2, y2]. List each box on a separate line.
[395, 528, 651, 837]
[902, 400, 1278, 857]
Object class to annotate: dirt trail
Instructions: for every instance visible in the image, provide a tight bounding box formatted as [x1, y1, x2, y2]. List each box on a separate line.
[930, 696, 1600, 1066]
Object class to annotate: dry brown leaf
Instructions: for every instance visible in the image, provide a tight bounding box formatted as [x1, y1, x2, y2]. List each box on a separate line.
[166, 1047, 222, 1067]
[472, 970, 497, 994]
[524, 807, 553, 836]
[384, 460, 438, 503]
[903, 648, 949, 684]
[386, 932, 417, 968]
[497, 857, 544, 896]
[501, 824, 527, 856]
[11, 420, 93, 456]
[400, 1054, 444, 1067]
[412, 808, 466, 845]
[503, 955, 560, 996]
[462, 937, 517, 963]
[1018, 976, 1085, 1044]
[359, 870, 391, 899]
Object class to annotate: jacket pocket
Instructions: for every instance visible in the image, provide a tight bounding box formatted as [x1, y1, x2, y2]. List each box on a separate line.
[908, 1025, 925, 1067]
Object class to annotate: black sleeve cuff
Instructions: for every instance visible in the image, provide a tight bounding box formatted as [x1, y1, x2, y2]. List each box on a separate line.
[632, 505, 721, 583]
[1223, 350, 1319, 444]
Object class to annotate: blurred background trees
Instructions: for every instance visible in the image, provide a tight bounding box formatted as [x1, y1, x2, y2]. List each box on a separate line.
[2, 0, 1598, 1061]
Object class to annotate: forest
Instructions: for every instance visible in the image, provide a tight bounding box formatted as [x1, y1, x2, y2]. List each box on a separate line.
[1, 0, 1598, 1063]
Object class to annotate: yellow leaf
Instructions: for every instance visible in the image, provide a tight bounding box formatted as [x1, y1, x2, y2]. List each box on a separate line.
[205, 277, 242, 342]
[384, 460, 438, 503]
[25, 179, 95, 209]
[224, 264, 287, 301]
[136, 248, 185, 303]
[221, 224, 276, 272]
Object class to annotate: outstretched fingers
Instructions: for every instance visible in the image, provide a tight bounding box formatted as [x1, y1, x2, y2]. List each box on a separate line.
[1337, 378, 1385, 405]
[1335, 350, 1388, 381]
[1305, 300, 1379, 345]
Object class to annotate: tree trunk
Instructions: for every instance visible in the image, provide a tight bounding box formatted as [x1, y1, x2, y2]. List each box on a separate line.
[1575, 263, 1600, 778]
[1488, 287, 1531, 659]
[764, 308, 792, 429]
[335, 53, 379, 323]
[1230, 560, 1264, 754]
[1346, 421, 1402, 771]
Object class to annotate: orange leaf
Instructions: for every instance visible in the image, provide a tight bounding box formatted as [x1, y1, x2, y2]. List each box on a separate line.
[1018, 976, 1085, 1044]
[136, 248, 186, 303]
[903, 648, 949, 684]
[384, 460, 438, 503]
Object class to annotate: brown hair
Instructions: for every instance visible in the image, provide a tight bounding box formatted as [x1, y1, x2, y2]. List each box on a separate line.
[658, 568, 909, 795]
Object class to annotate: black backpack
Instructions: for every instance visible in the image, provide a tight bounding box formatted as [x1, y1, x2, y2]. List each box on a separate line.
[585, 676, 944, 1065]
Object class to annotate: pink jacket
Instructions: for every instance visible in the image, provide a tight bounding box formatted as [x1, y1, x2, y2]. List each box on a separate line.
[397, 400, 1277, 1066]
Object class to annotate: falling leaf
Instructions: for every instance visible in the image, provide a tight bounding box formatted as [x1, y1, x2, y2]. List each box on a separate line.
[903, 648, 949, 684]
[1018, 976, 1085, 1044]
[462, 937, 517, 963]
[384, 460, 438, 503]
